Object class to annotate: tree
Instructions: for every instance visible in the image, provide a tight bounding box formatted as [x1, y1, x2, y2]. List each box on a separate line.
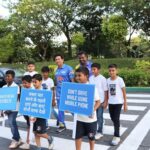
[10, 0, 59, 60]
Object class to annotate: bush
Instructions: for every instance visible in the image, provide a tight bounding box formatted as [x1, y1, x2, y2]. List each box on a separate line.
[102, 69, 150, 87]
[135, 60, 150, 71]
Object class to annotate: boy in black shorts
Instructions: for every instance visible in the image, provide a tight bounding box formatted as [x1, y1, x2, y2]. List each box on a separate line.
[75, 67, 101, 150]
[31, 74, 54, 150]
[19, 75, 32, 149]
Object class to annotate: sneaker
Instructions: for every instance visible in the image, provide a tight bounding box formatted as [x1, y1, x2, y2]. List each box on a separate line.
[9, 140, 20, 149]
[111, 136, 120, 146]
[95, 133, 103, 140]
[56, 126, 66, 133]
[48, 136, 54, 150]
[19, 143, 30, 149]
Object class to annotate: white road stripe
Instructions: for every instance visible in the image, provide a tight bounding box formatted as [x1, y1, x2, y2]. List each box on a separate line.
[0, 126, 110, 150]
[128, 99, 150, 104]
[117, 110, 150, 150]
[104, 113, 138, 121]
[123, 106, 146, 111]
[127, 94, 150, 98]
[16, 116, 127, 136]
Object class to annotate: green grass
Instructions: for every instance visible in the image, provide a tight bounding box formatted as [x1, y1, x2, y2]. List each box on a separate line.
[0, 57, 149, 73]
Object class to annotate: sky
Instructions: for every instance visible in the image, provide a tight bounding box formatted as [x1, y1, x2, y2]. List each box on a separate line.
[0, 0, 140, 41]
[0, 0, 10, 18]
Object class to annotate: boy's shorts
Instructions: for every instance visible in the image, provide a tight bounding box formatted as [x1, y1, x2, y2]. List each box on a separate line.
[24, 115, 30, 127]
[75, 121, 97, 141]
[33, 118, 47, 134]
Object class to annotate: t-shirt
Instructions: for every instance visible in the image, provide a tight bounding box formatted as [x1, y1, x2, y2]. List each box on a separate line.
[77, 83, 100, 123]
[42, 78, 54, 90]
[75, 60, 93, 77]
[107, 76, 125, 104]
[3, 82, 20, 111]
[55, 64, 74, 99]
[89, 74, 108, 103]
[24, 71, 38, 77]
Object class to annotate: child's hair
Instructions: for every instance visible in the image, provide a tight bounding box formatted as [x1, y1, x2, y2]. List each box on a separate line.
[91, 63, 101, 69]
[41, 66, 50, 73]
[22, 75, 32, 83]
[53, 53, 64, 61]
[32, 74, 42, 81]
[27, 61, 35, 66]
[75, 67, 89, 77]
[108, 64, 118, 69]
[6, 70, 15, 78]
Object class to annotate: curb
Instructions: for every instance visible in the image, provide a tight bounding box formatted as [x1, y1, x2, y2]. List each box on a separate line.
[126, 87, 150, 93]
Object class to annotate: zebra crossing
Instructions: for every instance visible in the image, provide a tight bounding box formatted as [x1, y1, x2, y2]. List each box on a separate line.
[0, 93, 150, 150]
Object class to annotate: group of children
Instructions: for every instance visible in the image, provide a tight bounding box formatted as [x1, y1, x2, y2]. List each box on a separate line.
[1, 61, 127, 150]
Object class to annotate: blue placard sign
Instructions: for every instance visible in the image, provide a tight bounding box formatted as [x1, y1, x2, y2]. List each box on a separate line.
[0, 87, 18, 110]
[19, 88, 52, 119]
[59, 82, 95, 116]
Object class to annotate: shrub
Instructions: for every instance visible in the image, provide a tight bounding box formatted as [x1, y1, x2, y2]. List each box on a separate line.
[135, 60, 150, 71]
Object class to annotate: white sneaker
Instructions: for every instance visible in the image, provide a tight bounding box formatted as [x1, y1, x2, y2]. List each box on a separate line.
[111, 136, 120, 146]
[19, 143, 30, 149]
[95, 133, 103, 140]
[9, 140, 20, 149]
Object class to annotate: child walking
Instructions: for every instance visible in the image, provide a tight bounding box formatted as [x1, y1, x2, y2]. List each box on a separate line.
[3, 70, 21, 149]
[41, 66, 58, 127]
[75, 67, 100, 150]
[107, 64, 127, 146]
[32, 74, 54, 150]
[89, 63, 108, 140]
[19, 75, 32, 149]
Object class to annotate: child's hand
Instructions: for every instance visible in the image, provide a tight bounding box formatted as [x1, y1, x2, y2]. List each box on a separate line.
[52, 99, 56, 107]
[30, 117, 36, 122]
[124, 103, 128, 112]
[102, 102, 108, 109]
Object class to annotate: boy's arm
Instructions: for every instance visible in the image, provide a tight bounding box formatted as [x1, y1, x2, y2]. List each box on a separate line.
[122, 87, 127, 112]
[103, 91, 108, 109]
[51, 87, 56, 106]
[94, 100, 101, 111]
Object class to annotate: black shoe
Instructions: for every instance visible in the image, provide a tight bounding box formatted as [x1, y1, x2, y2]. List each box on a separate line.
[48, 136, 54, 150]
[56, 126, 66, 133]
[56, 120, 59, 126]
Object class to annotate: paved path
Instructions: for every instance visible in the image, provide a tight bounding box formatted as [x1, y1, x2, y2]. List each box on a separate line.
[0, 93, 150, 150]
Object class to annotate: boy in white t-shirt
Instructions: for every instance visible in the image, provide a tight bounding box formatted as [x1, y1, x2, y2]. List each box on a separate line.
[89, 63, 108, 140]
[41, 66, 58, 126]
[75, 67, 100, 150]
[3, 70, 21, 149]
[24, 61, 38, 77]
[107, 64, 127, 146]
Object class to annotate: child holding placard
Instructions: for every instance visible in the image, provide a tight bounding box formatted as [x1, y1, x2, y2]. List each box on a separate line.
[75, 67, 100, 150]
[31, 74, 54, 150]
[19, 75, 32, 149]
[3, 70, 21, 149]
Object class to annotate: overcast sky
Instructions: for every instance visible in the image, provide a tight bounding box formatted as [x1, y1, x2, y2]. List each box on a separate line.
[0, 0, 10, 18]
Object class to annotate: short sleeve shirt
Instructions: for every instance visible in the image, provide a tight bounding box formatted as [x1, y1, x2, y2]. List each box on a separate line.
[89, 74, 108, 103]
[42, 78, 54, 90]
[24, 71, 38, 77]
[107, 76, 125, 104]
[55, 64, 74, 99]
[77, 84, 100, 123]
[75, 61, 93, 77]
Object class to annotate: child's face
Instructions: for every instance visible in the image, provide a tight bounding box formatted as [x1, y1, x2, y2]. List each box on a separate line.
[91, 67, 100, 76]
[42, 72, 49, 79]
[32, 79, 42, 89]
[5, 74, 14, 84]
[27, 64, 35, 72]
[75, 72, 88, 83]
[78, 54, 88, 65]
[22, 80, 31, 88]
[109, 67, 117, 78]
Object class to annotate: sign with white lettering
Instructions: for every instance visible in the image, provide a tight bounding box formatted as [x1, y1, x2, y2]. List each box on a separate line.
[59, 82, 95, 116]
[0, 87, 18, 110]
[19, 88, 52, 119]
